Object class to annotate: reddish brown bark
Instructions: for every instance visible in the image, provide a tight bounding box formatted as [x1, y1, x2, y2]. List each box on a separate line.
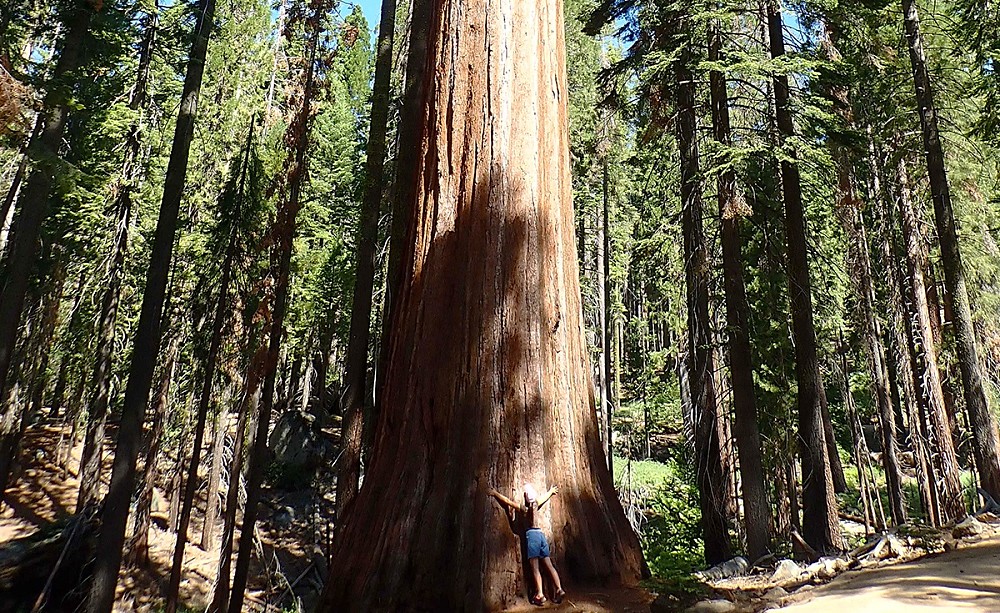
[318, 1, 646, 608]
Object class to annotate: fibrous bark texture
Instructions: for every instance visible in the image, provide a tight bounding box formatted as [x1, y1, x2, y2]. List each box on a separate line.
[902, 0, 1000, 501]
[318, 1, 646, 609]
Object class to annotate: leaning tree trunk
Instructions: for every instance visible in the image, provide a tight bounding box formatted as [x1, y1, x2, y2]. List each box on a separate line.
[201, 398, 229, 550]
[318, 1, 647, 608]
[127, 335, 176, 568]
[708, 17, 771, 561]
[86, 0, 217, 609]
[228, 20, 319, 613]
[766, 0, 841, 553]
[0, 2, 93, 454]
[902, 0, 1000, 501]
[894, 154, 965, 523]
[677, 33, 732, 566]
[336, 0, 397, 518]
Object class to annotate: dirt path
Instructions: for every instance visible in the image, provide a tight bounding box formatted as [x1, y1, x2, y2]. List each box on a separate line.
[776, 537, 1000, 612]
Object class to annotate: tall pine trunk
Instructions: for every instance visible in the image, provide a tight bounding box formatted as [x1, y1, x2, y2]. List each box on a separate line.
[86, 0, 217, 609]
[894, 155, 965, 523]
[677, 33, 732, 565]
[901, 0, 1000, 500]
[708, 17, 770, 561]
[337, 0, 397, 518]
[319, 0, 646, 608]
[0, 3, 93, 485]
[766, 0, 841, 553]
[227, 20, 319, 612]
[822, 26, 905, 524]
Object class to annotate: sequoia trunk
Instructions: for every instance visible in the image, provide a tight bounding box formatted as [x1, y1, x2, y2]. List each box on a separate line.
[318, 0, 646, 608]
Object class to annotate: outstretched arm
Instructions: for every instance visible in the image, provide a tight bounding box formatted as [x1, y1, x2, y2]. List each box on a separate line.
[538, 485, 558, 507]
[488, 488, 521, 511]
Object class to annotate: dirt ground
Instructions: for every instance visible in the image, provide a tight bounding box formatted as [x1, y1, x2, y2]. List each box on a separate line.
[0, 423, 331, 612]
[774, 537, 1000, 612]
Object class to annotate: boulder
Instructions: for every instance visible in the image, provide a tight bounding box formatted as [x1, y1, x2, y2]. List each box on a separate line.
[685, 599, 737, 613]
[763, 586, 788, 601]
[269, 410, 324, 471]
[769, 559, 801, 583]
[697, 556, 748, 581]
[952, 515, 986, 539]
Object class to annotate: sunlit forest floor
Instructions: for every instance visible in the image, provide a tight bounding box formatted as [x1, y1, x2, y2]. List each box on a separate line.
[0, 422, 333, 611]
[777, 536, 1000, 612]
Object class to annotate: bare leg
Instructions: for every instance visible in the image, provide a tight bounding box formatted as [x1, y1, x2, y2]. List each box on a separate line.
[530, 558, 544, 600]
[543, 557, 563, 593]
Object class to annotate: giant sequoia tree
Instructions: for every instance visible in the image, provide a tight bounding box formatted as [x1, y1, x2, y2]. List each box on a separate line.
[318, 0, 646, 609]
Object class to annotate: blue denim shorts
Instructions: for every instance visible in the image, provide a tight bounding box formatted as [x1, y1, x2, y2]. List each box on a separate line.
[526, 528, 550, 559]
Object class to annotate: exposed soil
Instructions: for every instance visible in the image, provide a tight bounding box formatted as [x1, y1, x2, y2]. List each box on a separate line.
[0, 421, 334, 612]
[774, 536, 1000, 612]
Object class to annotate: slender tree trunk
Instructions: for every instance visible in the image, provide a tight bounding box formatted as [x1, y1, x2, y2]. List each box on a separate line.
[766, 0, 841, 553]
[165, 237, 236, 613]
[708, 18, 771, 561]
[201, 399, 228, 550]
[228, 22, 319, 613]
[925, 268, 963, 453]
[337, 0, 398, 518]
[894, 155, 965, 523]
[595, 191, 608, 454]
[819, 387, 848, 493]
[209, 344, 266, 613]
[677, 35, 732, 565]
[128, 336, 176, 568]
[602, 159, 614, 472]
[319, 0, 647, 607]
[0, 2, 92, 453]
[902, 0, 1000, 501]
[76, 12, 155, 512]
[87, 0, 217, 608]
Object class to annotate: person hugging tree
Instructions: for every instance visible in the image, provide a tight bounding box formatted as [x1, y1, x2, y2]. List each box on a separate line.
[488, 483, 565, 606]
